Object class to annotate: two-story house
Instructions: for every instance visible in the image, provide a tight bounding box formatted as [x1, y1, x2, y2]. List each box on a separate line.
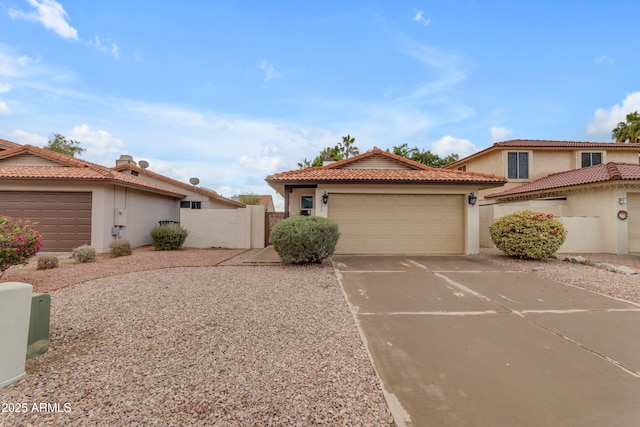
[445, 140, 640, 254]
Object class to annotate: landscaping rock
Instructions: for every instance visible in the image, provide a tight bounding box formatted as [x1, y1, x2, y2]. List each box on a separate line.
[617, 265, 638, 275]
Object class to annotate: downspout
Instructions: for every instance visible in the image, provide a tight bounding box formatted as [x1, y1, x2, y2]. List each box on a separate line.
[284, 185, 291, 218]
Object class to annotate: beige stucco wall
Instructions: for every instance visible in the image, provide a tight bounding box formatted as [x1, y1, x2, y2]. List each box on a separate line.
[179, 205, 264, 249]
[110, 187, 180, 250]
[481, 187, 634, 254]
[468, 148, 640, 200]
[287, 184, 483, 255]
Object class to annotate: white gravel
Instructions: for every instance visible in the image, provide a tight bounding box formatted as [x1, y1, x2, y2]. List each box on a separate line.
[0, 264, 395, 426]
[474, 248, 640, 304]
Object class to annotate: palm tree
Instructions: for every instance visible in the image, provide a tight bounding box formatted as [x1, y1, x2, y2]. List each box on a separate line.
[340, 134, 359, 158]
[612, 112, 640, 143]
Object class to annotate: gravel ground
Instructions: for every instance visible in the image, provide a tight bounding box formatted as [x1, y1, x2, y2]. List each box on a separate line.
[0, 249, 395, 426]
[1, 246, 639, 426]
[474, 248, 640, 304]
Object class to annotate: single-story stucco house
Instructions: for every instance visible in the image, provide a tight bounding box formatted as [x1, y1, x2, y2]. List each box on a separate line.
[0, 142, 190, 252]
[265, 149, 506, 255]
[0, 139, 268, 253]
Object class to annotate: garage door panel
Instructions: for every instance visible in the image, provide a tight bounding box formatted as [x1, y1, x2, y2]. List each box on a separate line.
[0, 191, 92, 252]
[329, 193, 464, 255]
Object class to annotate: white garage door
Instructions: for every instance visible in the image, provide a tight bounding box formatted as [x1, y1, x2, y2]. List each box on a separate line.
[328, 194, 465, 255]
[627, 193, 640, 253]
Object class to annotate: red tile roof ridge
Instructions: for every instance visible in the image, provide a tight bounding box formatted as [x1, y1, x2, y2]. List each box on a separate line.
[112, 163, 245, 207]
[494, 139, 625, 146]
[486, 162, 640, 199]
[0, 144, 186, 197]
[324, 148, 433, 171]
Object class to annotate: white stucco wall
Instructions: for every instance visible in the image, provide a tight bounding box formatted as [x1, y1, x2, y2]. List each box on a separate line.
[179, 205, 265, 249]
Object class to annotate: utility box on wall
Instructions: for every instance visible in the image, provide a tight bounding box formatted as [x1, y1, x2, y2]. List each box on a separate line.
[114, 208, 128, 226]
[0, 282, 32, 388]
[27, 293, 50, 360]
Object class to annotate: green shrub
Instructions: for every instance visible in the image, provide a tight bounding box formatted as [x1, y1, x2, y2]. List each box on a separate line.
[270, 215, 340, 264]
[109, 239, 132, 257]
[36, 255, 59, 270]
[150, 223, 189, 250]
[489, 210, 567, 260]
[73, 244, 96, 263]
[0, 215, 44, 278]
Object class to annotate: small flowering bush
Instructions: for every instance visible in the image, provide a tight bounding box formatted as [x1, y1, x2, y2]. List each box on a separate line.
[0, 215, 44, 278]
[489, 210, 567, 260]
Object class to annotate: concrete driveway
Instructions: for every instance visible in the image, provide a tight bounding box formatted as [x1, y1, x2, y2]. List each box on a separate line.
[332, 255, 640, 427]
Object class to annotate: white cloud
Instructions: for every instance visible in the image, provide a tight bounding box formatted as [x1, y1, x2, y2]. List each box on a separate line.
[431, 135, 478, 157]
[0, 51, 37, 77]
[134, 48, 142, 63]
[9, 0, 78, 40]
[397, 41, 468, 102]
[239, 142, 287, 174]
[0, 100, 10, 115]
[0, 83, 11, 93]
[259, 59, 281, 83]
[490, 125, 512, 141]
[587, 91, 640, 137]
[595, 55, 615, 64]
[413, 11, 431, 26]
[68, 125, 125, 163]
[10, 129, 48, 146]
[89, 36, 120, 59]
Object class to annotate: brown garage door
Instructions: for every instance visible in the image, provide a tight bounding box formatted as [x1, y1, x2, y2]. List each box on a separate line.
[0, 191, 92, 252]
[328, 193, 465, 255]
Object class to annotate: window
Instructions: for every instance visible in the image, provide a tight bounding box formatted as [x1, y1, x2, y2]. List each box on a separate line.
[507, 152, 529, 179]
[300, 195, 313, 215]
[457, 165, 467, 171]
[581, 152, 602, 167]
[180, 201, 201, 209]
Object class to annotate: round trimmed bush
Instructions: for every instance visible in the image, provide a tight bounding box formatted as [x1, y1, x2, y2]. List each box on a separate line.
[109, 239, 132, 257]
[489, 210, 567, 259]
[270, 216, 340, 264]
[73, 244, 96, 263]
[150, 223, 189, 250]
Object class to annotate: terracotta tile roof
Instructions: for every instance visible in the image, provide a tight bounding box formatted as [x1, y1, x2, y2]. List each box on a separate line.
[266, 149, 506, 185]
[112, 163, 245, 207]
[493, 139, 639, 148]
[0, 144, 186, 198]
[486, 162, 640, 199]
[0, 139, 21, 150]
[446, 139, 640, 169]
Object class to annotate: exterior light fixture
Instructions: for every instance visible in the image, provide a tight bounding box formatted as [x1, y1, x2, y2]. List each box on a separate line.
[468, 192, 477, 206]
[322, 191, 329, 205]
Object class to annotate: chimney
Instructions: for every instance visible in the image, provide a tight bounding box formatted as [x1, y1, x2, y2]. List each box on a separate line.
[116, 154, 137, 166]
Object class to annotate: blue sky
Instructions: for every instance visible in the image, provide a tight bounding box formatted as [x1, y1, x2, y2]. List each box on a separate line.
[1, 1, 639, 207]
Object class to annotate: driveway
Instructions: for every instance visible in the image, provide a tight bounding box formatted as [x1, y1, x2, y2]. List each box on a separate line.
[332, 255, 640, 427]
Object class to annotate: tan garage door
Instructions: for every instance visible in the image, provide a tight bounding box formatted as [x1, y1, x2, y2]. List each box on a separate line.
[0, 191, 92, 252]
[628, 193, 640, 253]
[328, 194, 464, 255]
